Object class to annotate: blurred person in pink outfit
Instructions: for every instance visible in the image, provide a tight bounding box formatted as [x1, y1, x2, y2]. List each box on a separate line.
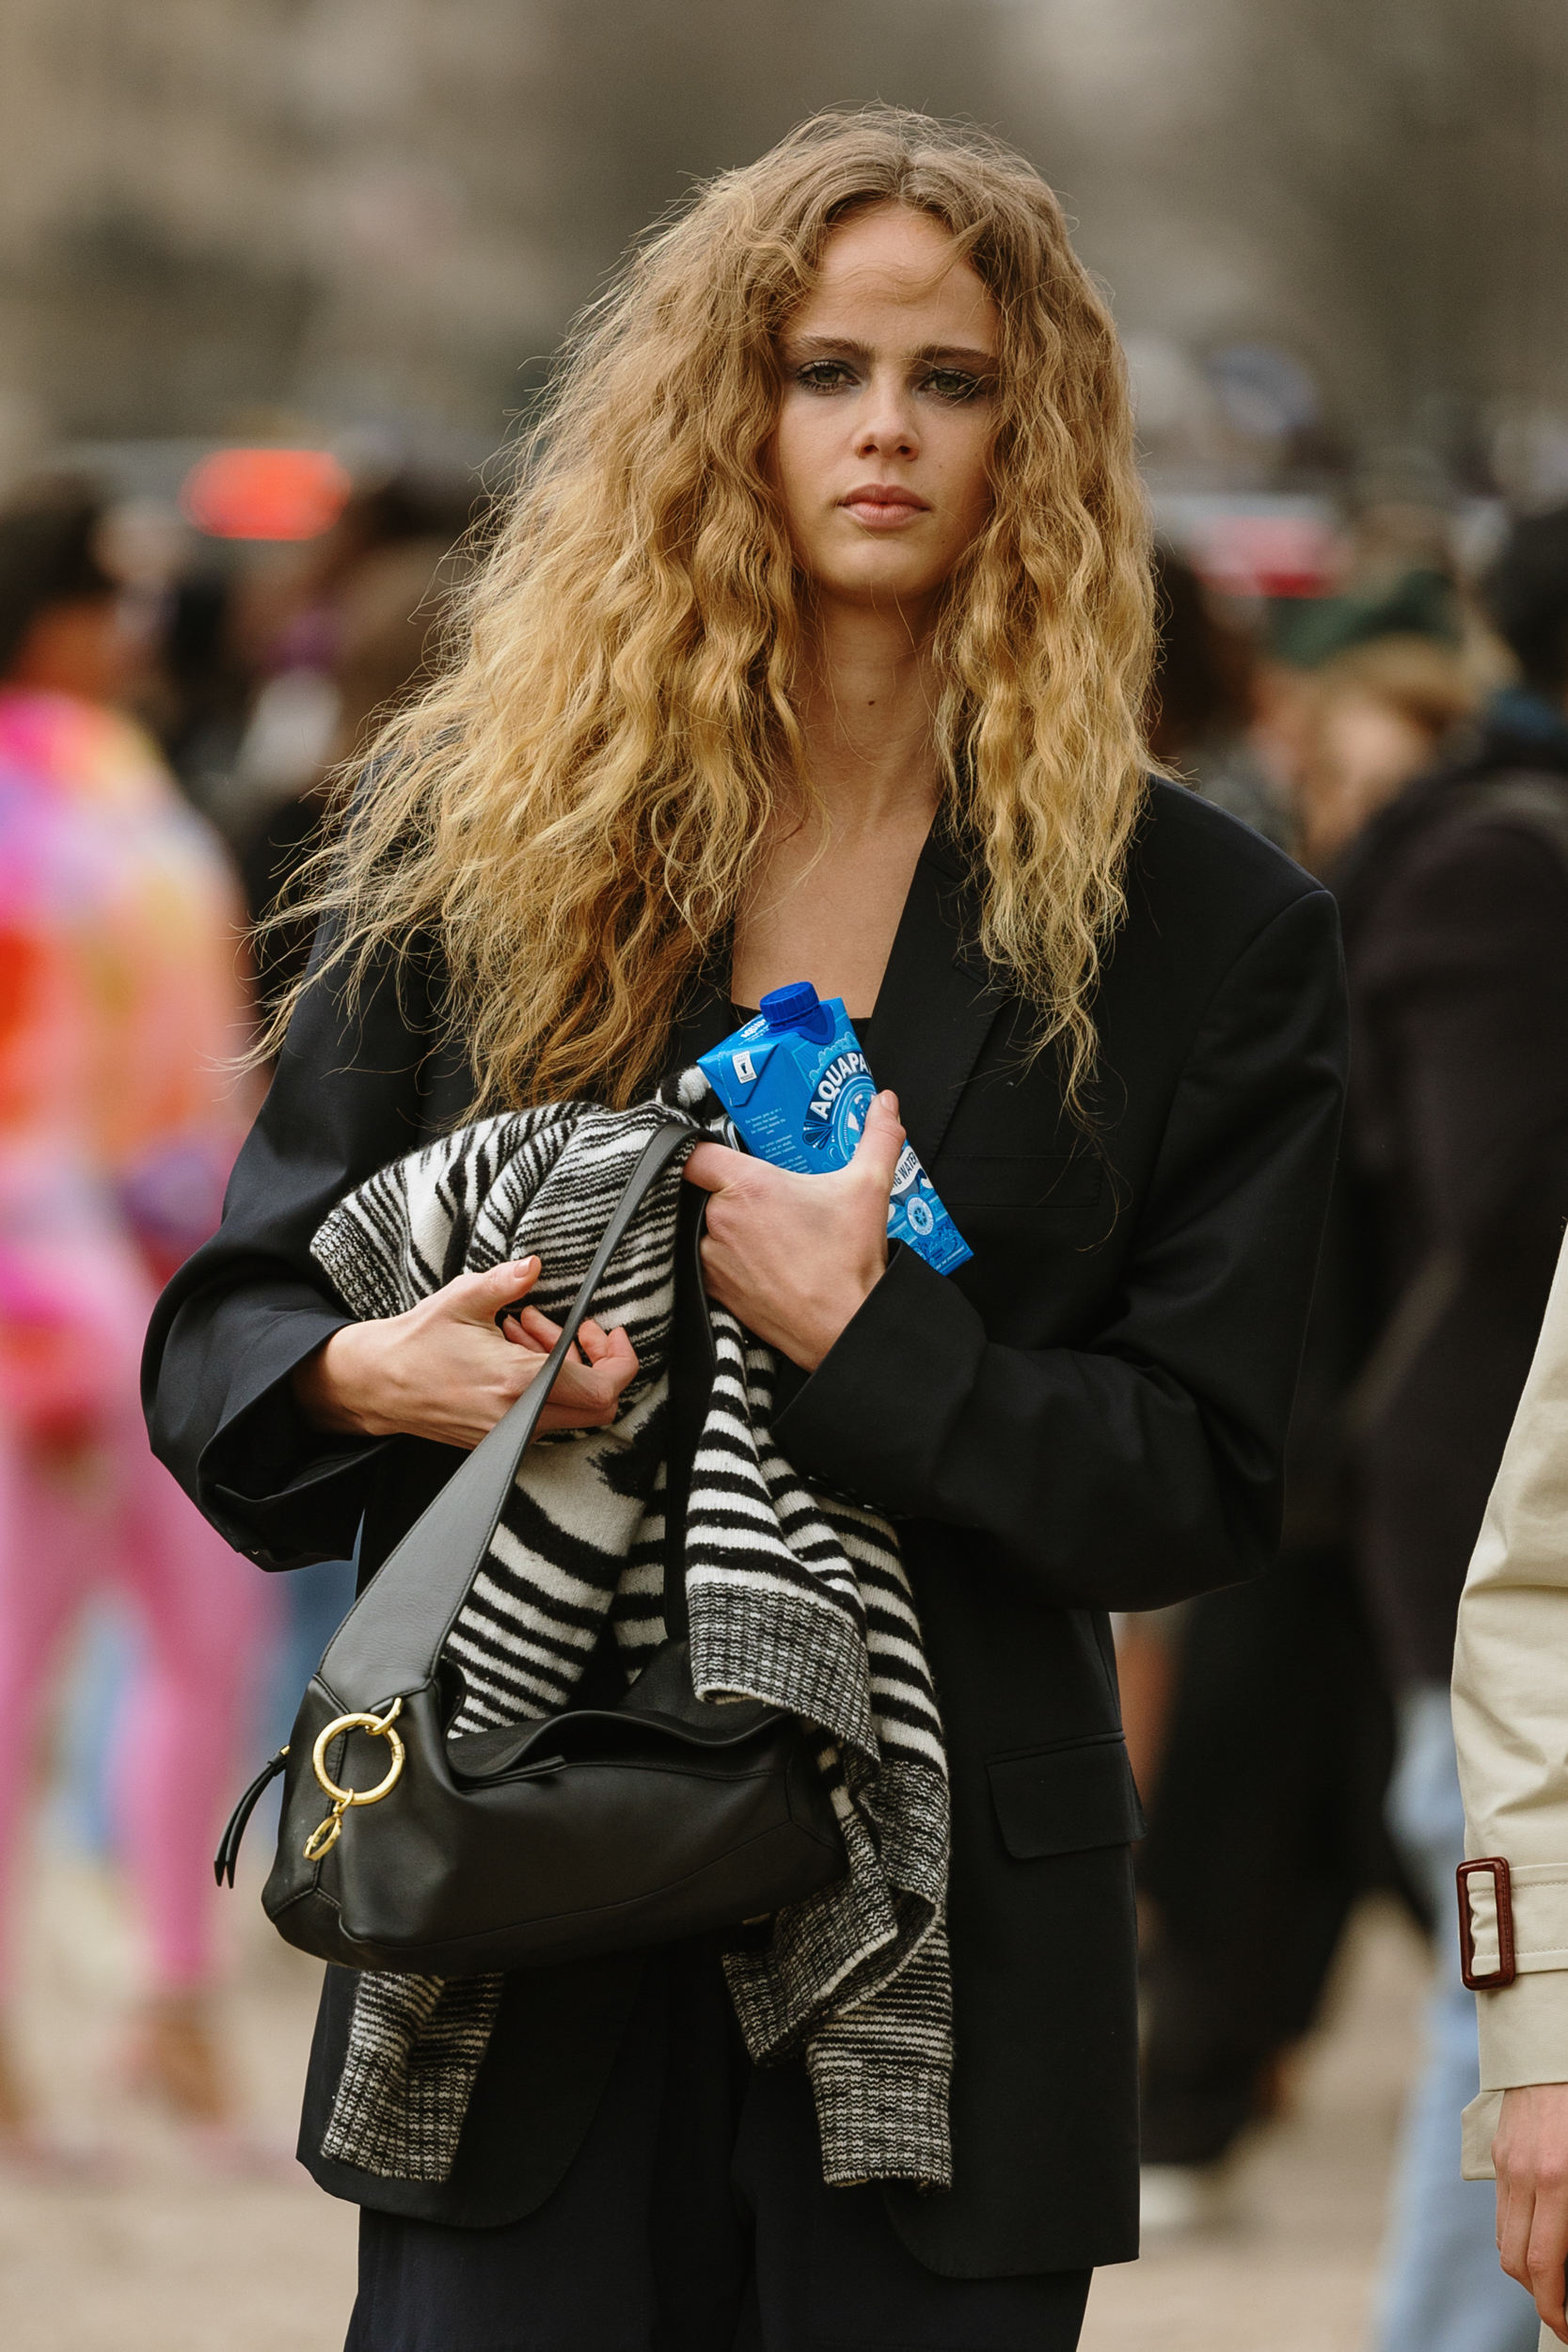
[0, 479, 268, 2143]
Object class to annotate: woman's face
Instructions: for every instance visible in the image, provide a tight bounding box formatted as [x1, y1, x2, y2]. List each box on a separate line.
[771, 203, 999, 625]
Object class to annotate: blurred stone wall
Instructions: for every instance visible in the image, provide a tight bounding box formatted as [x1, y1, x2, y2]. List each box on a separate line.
[1009, 0, 1568, 499]
[0, 0, 1006, 453]
[0, 0, 1565, 496]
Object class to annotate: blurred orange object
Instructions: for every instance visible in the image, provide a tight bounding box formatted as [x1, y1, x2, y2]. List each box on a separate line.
[180, 447, 352, 543]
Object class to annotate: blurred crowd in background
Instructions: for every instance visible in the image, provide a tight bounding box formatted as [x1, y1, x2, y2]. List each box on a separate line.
[3, 8, 1568, 2352]
[0, 452, 478, 2152]
[2, 406, 1566, 2352]
[1132, 493, 1568, 2352]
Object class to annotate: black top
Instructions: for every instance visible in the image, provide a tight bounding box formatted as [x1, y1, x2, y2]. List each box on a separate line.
[144, 780, 1346, 2275]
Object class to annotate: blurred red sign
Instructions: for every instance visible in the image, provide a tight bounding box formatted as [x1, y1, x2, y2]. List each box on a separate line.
[179, 448, 352, 541]
[1194, 512, 1340, 599]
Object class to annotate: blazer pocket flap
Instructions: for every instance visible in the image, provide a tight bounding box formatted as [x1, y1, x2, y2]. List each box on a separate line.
[988, 1734, 1145, 1860]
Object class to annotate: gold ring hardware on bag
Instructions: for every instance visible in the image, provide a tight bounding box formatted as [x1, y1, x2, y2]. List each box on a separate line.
[304, 1697, 405, 1862]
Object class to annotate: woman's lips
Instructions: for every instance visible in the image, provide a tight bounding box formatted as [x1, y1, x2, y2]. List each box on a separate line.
[840, 486, 930, 528]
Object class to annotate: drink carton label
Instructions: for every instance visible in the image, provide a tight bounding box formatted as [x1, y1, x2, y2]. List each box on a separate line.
[698, 1000, 972, 1277]
[806, 1051, 875, 1156]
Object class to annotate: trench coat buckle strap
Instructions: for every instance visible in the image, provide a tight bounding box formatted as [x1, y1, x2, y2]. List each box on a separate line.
[1458, 1856, 1517, 1990]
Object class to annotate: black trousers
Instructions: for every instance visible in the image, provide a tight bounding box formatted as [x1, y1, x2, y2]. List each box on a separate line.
[345, 1941, 1091, 2352]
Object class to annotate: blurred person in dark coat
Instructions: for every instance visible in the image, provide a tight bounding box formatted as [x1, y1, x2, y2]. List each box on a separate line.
[1132, 621, 1474, 2237]
[1336, 516, 1568, 2352]
[1115, 547, 1293, 1812]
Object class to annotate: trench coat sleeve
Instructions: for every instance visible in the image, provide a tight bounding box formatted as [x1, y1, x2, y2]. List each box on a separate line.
[1453, 1232, 1568, 2136]
[141, 930, 451, 1566]
[774, 887, 1346, 1612]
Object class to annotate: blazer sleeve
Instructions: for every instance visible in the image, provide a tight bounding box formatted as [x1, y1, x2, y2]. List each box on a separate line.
[774, 888, 1347, 1611]
[1453, 1232, 1568, 2096]
[141, 929, 456, 1566]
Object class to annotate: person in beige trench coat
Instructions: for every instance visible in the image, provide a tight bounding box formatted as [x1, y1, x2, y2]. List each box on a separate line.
[1454, 1232, 1568, 2348]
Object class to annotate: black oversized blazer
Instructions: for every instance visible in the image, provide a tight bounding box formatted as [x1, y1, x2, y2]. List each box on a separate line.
[145, 779, 1346, 2277]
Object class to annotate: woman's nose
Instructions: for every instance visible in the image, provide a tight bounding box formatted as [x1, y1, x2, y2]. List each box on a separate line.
[853, 377, 919, 461]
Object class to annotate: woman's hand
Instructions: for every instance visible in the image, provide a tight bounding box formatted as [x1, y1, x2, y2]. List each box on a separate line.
[1495, 2081, 1568, 2340]
[682, 1089, 905, 1370]
[293, 1257, 640, 1451]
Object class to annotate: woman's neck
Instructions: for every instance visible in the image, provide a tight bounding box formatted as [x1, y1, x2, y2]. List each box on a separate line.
[794, 596, 942, 834]
[728, 598, 942, 1016]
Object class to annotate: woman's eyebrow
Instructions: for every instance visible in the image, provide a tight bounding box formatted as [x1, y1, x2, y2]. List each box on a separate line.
[781, 335, 996, 367]
[914, 344, 996, 366]
[782, 335, 875, 363]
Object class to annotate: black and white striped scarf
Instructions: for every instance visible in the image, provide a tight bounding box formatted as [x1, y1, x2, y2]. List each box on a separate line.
[308, 1075, 953, 2193]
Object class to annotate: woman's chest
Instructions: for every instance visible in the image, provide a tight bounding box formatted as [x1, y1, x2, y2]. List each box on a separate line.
[730, 817, 930, 1018]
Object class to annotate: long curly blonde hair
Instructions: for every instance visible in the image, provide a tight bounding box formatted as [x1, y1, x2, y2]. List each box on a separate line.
[278, 106, 1154, 1112]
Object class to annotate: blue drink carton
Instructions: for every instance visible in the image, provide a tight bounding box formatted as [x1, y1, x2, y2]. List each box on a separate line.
[698, 982, 972, 1276]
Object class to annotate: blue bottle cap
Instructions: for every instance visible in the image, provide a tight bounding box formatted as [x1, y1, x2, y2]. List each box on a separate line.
[760, 982, 821, 1032]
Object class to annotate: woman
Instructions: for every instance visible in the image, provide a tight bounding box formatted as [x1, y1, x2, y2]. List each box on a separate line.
[146, 111, 1345, 2351]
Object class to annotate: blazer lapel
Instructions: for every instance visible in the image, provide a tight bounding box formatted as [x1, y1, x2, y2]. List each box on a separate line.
[673, 845, 1003, 1165]
[868, 835, 1005, 1169]
[668, 963, 739, 1071]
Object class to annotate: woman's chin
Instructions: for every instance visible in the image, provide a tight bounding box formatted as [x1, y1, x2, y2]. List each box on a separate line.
[810, 561, 951, 615]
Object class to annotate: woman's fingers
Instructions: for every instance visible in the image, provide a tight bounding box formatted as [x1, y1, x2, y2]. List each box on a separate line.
[1497, 2172, 1533, 2290]
[849, 1089, 906, 1190]
[537, 1324, 639, 1426]
[547, 1324, 638, 1396]
[503, 1305, 617, 1370]
[504, 1302, 561, 1348]
[1495, 2086, 1568, 2340]
[296, 1249, 638, 1451]
[450, 1258, 541, 1322]
[501, 1310, 638, 1407]
[683, 1139, 746, 1195]
[575, 1317, 615, 1362]
[1526, 2173, 1568, 2339]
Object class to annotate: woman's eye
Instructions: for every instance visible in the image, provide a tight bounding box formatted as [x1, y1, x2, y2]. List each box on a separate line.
[797, 360, 857, 393]
[922, 369, 987, 404]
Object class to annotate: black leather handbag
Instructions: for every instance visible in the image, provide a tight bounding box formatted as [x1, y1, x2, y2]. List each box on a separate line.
[214, 1118, 847, 1976]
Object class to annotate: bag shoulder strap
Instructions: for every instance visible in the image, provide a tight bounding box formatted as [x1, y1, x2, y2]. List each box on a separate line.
[319, 1116, 695, 1709]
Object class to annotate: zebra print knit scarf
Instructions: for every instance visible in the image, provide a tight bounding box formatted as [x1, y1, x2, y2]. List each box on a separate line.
[307, 1075, 953, 2194]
